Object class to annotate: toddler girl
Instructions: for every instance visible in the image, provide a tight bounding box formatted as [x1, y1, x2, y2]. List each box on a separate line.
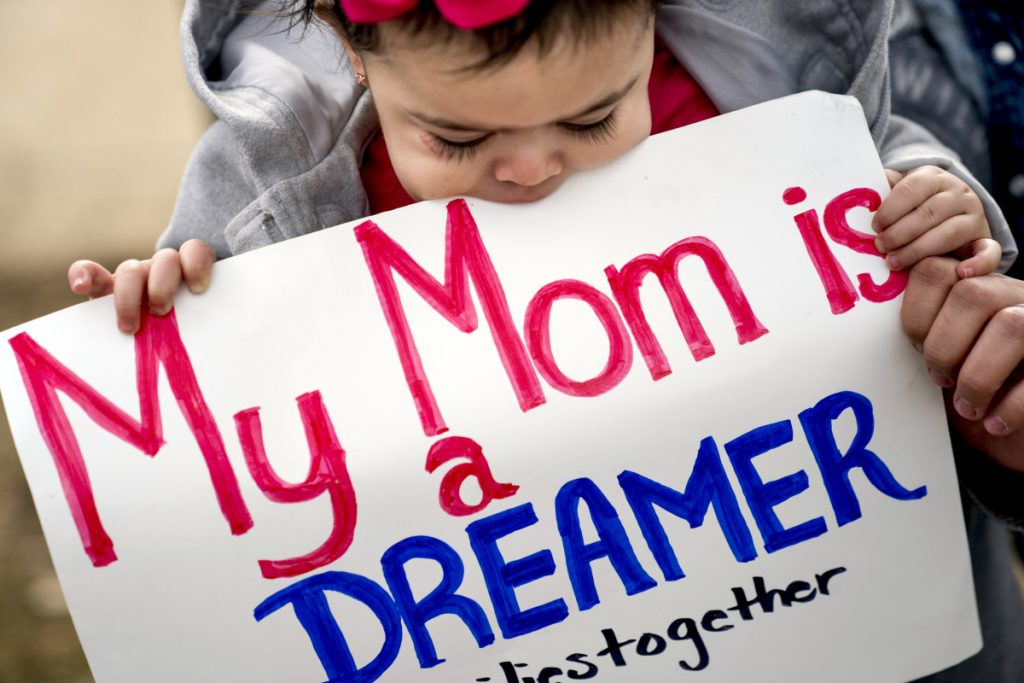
[67, 2, 1024, 678]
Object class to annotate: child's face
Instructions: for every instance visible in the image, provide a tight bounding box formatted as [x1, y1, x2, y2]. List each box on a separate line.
[362, 15, 655, 204]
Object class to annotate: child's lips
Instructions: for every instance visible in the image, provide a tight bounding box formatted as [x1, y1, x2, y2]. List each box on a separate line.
[497, 180, 561, 204]
[504, 193, 548, 204]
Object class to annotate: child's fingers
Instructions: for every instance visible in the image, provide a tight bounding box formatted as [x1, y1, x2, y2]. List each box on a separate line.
[884, 169, 904, 189]
[951, 306, 1024, 431]
[955, 238, 1002, 279]
[68, 260, 115, 298]
[874, 191, 967, 254]
[180, 239, 215, 294]
[112, 259, 151, 335]
[883, 214, 985, 271]
[148, 249, 184, 316]
[872, 166, 944, 230]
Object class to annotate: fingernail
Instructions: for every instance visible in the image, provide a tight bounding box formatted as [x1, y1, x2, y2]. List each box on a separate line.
[984, 413, 1008, 436]
[953, 395, 979, 420]
[959, 266, 973, 279]
[886, 254, 901, 270]
[928, 369, 953, 388]
[874, 238, 887, 253]
[189, 275, 210, 295]
[150, 303, 171, 317]
[72, 276, 87, 290]
[118, 321, 136, 335]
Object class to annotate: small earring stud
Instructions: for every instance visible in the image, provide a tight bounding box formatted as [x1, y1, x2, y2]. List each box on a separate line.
[355, 71, 368, 86]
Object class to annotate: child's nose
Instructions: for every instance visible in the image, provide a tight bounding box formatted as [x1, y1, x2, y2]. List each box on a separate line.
[493, 150, 563, 187]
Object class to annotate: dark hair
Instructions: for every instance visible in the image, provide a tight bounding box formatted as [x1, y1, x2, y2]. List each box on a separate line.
[280, 0, 658, 70]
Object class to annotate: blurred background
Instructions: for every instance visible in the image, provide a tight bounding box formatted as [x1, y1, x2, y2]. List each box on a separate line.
[0, 2, 207, 680]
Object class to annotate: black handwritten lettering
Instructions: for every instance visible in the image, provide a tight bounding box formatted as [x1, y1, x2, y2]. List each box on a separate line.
[472, 565, 847, 681]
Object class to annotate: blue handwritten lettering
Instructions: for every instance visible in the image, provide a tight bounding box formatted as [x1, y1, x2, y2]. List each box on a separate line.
[467, 503, 570, 638]
[381, 535, 495, 667]
[555, 478, 657, 610]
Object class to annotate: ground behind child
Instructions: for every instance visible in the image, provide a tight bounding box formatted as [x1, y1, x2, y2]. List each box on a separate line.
[0, 1, 203, 680]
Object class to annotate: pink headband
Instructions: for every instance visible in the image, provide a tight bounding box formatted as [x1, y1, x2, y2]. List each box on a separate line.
[339, 0, 530, 30]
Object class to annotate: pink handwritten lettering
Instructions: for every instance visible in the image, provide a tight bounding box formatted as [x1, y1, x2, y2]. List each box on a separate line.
[787, 187, 859, 315]
[355, 199, 545, 437]
[524, 279, 633, 396]
[8, 310, 252, 567]
[234, 391, 357, 579]
[605, 237, 769, 380]
[823, 188, 908, 302]
[426, 436, 518, 516]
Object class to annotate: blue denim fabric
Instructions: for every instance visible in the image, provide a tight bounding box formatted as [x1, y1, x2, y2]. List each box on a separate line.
[891, 6, 1024, 681]
[889, 6, 991, 185]
[892, 0, 1024, 276]
[955, 1, 1024, 277]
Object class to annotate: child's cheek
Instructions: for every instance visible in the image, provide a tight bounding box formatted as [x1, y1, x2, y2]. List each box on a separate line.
[393, 150, 469, 202]
[582, 105, 651, 171]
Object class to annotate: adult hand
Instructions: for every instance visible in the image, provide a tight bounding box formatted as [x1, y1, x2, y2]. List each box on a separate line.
[67, 239, 215, 335]
[901, 256, 1024, 472]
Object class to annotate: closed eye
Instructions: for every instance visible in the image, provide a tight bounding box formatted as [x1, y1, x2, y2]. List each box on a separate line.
[429, 133, 493, 161]
[559, 109, 618, 143]
[427, 107, 618, 162]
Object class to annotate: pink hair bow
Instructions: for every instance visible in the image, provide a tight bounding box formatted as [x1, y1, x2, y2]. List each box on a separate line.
[340, 0, 530, 30]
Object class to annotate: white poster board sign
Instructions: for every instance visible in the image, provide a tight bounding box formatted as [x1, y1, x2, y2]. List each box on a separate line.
[0, 92, 981, 682]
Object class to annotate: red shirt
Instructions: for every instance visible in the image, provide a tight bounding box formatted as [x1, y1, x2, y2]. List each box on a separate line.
[359, 39, 719, 214]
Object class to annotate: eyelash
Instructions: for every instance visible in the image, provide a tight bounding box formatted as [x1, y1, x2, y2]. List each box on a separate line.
[431, 134, 490, 162]
[560, 110, 619, 144]
[430, 109, 619, 162]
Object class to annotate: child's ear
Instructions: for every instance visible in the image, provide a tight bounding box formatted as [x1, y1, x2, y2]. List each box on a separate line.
[339, 36, 368, 85]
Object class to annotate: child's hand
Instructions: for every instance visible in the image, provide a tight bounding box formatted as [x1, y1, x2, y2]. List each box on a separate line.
[67, 239, 215, 335]
[872, 166, 999, 278]
[902, 256, 1024, 472]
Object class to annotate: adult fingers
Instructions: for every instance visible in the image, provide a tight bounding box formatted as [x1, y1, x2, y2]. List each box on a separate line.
[148, 249, 184, 316]
[113, 259, 151, 335]
[872, 166, 944, 230]
[179, 239, 215, 294]
[984, 370, 1024, 437]
[900, 256, 960, 351]
[922, 274, 1024, 387]
[942, 409, 1024, 473]
[884, 169, 904, 189]
[68, 260, 115, 298]
[952, 308, 1024, 424]
[955, 238, 1002, 279]
[945, 395, 1024, 472]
